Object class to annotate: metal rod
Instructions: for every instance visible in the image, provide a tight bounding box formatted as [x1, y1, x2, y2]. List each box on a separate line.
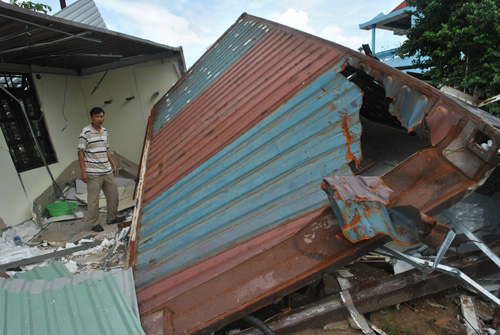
[337, 276, 375, 335]
[50, 53, 123, 58]
[91, 60, 114, 95]
[0, 32, 93, 56]
[378, 245, 500, 308]
[0, 13, 101, 44]
[340, 290, 375, 335]
[431, 229, 456, 272]
[443, 210, 500, 269]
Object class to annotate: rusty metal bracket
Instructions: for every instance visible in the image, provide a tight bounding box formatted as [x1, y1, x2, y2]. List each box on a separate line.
[322, 176, 450, 247]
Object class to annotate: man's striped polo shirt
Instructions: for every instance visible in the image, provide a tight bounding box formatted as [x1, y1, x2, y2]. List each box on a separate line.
[78, 124, 112, 175]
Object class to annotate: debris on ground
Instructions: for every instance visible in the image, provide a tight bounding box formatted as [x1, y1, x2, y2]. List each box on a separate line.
[225, 174, 500, 335]
[0, 204, 132, 277]
[1, 170, 499, 335]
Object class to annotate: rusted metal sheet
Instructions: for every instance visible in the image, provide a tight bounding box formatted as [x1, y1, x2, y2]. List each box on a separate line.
[139, 210, 388, 334]
[135, 59, 362, 288]
[322, 176, 395, 242]
[321, 176, 450, 246]
[129, 13, 500, 335]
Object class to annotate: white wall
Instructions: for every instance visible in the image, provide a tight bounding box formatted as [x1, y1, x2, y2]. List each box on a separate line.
[0, 131, 31, 223]
[81, 58, 179, 162]
[0, 57, 181, 227]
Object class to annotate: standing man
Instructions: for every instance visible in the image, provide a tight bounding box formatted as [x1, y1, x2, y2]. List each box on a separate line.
[78, 107, 122, 232]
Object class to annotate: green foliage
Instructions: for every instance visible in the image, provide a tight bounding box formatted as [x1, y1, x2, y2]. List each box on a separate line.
[382, 307, 411, 335]
[397, 0, 500, 115]
[9, 0, 52, 14]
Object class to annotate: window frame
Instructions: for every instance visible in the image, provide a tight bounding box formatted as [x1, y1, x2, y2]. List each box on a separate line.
[0, 73, 57, 173]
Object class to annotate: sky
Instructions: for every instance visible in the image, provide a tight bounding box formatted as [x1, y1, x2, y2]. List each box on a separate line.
[13, 0, 407, 69]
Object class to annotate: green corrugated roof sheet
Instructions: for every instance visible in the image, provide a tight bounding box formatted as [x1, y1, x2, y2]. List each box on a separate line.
[9, 262, 72, 281]
[1, 264, 143, 334]
[0, 275, 144, 334]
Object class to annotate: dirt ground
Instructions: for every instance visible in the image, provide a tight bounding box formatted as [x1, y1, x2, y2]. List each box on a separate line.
[285, 262, 497, 335]
[287, 289, 477, 335]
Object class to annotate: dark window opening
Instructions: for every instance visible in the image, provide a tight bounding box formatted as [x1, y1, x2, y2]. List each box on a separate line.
[341, 65, 401, 127]
[340, 65, 430, 176]
[0, 73, 57, 172]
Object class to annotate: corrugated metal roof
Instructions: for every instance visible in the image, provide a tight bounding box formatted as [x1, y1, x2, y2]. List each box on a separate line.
[0, 2, 184, 75]
[9, 262, 72, 281]
[130, 12, 500, 334]
[137, 61, 361, 286]
[0, 267, 143, 334]
[54, 0, 106, 29]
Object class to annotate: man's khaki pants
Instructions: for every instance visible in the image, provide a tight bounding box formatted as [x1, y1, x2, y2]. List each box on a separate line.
[87, 173, 119, 228]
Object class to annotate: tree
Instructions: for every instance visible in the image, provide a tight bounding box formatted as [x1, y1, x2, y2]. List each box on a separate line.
[10, 0, 51, 14]
[397, 0, 500, 115]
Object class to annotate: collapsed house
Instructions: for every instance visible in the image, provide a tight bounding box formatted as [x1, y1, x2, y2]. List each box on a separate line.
[126, 13, 500, 334]
[0, 2, 185, 228]
[1, 4, 500, 334]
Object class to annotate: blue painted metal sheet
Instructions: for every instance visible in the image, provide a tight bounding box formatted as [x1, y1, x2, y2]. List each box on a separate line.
[321, 175, 449, 245]
[135, 61, 363, 287]
[322, 176, 393, 243]
[142, 18, 346, 206]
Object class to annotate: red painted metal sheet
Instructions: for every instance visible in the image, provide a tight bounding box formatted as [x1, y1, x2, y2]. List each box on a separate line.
[142, 28, 345, 206]
[391, 1, 409, 13]
[136, 209, 321, 314]
[139, 209, 387, 334]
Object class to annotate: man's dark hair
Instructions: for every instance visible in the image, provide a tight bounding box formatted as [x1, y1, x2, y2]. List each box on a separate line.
[90, 107, 105, 116]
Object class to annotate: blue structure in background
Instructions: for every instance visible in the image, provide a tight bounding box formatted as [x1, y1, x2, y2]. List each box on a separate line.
[359, 1, 424, 76]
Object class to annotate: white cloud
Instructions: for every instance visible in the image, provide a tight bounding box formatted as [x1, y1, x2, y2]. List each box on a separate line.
[319, 25, 365, 51]
[97, 0, 209, 46]
[95, 0, 218, 67]
[87, 0, 407, 67]
[268, 8, 314, 34]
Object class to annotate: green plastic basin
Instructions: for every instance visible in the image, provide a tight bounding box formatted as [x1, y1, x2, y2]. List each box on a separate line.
[46, 201, 78, 217]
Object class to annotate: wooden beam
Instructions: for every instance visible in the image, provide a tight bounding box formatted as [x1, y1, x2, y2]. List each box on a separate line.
[238, 242, 500, 335]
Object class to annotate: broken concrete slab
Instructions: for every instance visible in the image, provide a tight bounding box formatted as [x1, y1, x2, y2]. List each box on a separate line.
[32, 153, 138, 229]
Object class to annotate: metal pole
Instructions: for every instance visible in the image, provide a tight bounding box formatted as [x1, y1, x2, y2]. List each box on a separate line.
[371, 24, 376, 53]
